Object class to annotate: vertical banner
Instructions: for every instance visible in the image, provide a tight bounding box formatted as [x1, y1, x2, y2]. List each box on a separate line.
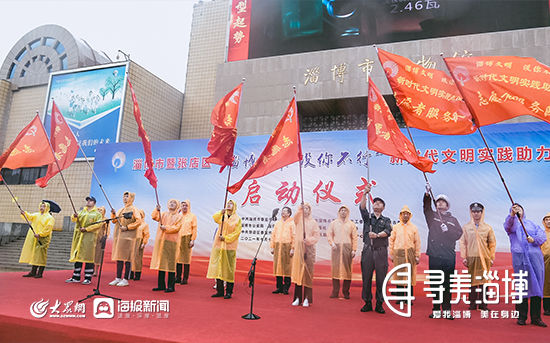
[227, 0, 251, 62]
[43, 63, 128, 159]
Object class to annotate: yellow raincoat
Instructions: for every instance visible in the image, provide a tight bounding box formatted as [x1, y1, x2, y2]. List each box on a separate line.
[291, 204, 320, 288]
[150, 200, 183, 272]
[111, 192, 142, 262]
[327, 206, 358, 281]
[19, 202, 54, 267]
[206, 200, 242, 283]
[69, 206, 103, 263]
[94, 207, 109, 265]
[271, 217, 295, 277]
[132, 209, 150, 272]
[389, 206, 421, 285]
[541, 212, 550, 297]
[460, 207, 496, 286]
[177, 200, 198, 264]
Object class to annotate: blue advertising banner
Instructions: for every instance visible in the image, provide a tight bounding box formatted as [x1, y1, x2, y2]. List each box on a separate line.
[91, 122, 550, 262]
[43, 63, 128, 159]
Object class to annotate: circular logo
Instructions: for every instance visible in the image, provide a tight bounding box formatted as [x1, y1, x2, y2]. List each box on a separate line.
[30, 299, 49, 318]
[383, 61, 399, 78]
[112, 151, 126, 171]
[452, 66, 470, 86]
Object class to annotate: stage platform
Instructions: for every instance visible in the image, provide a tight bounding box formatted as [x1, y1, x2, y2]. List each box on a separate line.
[0, 254, 546, 343]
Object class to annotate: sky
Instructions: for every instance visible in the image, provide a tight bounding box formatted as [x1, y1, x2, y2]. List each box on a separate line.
[0, 0, 202, 92]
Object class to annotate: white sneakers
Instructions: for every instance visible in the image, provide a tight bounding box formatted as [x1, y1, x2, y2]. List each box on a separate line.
[116, 279, 129, 287]
[108, 278, 122, 286]
[65, 278, 79, 283]
[291, 298, 310, 307]
[82, 279, 92, 285]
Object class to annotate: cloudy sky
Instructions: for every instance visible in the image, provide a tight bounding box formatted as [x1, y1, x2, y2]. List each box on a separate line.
[0, 0, 202, 92]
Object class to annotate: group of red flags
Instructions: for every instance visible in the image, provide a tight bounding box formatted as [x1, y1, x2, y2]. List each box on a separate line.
[207, 49, 550, 191]
[3, 50, 550, 197]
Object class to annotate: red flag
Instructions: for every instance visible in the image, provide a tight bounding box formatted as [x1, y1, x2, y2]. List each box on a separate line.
[0, 115, 56, 178]
[228, 97, 302, 194]
[205, 83, 243, 172]
[368, 79, 435, 173]
[35, 101, 79, 187]
[128, 79, 157, 188]
[378, 48, 476, 135]
[445, 56, 550, 126]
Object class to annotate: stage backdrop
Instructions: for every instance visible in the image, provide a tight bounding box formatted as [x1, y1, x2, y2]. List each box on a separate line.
[43, 63, 128, 159]
[91, 122, 550, 263]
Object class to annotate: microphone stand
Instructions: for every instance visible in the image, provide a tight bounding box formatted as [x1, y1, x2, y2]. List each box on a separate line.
[78, 214, 131, 303]
[242, 209, 278, 320]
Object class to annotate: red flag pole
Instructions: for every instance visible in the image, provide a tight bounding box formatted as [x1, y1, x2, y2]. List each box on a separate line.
[441, 55, 530, 238]
[38, 110, 78, 216]
[218, 78, 245, 239]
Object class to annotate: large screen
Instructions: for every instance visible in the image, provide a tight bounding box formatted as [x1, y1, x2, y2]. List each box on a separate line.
[228, 0, 550, 61]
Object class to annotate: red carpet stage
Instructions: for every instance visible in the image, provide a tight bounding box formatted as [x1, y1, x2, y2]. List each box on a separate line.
[0, 253, 546, 343]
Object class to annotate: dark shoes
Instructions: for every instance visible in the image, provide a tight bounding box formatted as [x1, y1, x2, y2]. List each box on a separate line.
[532, 319, 547, 327]
[224, 293, 232, 299]
[22, 272, 35, 278]
[517, 319, 527, 326]
[164, 288, 175, 293]
[272, 289, 283, 294]
[152, 287, 165, 291]
[181, 279, 188, 285]
[343, 293, 350, 300]
[211, 292, 224, 298]
[544, 310, 550, 316]
[375, 304, 385, 314]
[360, 302, 372, 312]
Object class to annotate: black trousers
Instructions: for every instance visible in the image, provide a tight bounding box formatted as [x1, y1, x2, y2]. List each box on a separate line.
[116, 261, 131, 280]
[361, 246, 388, 305]
[294, 284, 313, 303]
[544, 297, 550, 313]
[517, 296, 542, 321]
[157, 271, 176, 290]
[73, 262, 94, 281]
[428, 256, 455, 311]
[276, 276, 291, 291]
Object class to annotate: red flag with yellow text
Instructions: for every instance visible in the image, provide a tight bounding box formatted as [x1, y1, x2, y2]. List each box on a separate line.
[378, 48, 475, 135]
[0, 115, 56, 178]
[368, 79, 435, 173]
[205, 83, 243, 172]
[228, 97, 302, 194]
[128, 79, 158, 188]
[445, 56, 550, 126]
[35, 101, 79, 187]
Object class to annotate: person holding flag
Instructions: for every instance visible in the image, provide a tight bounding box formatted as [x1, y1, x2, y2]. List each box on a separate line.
[542, 213, 550, 316]
[271, 206, 295, 295]
[176, 200, 197, 285]
[109, 191, 142, 287]
[291, 203, 320, 307]
[423, 187, 462, 319]
[327, 206, 358, 300]
[151, 199, 183, 293]
[504, 204, 547, 327]
[65, 196, 103, 285]
[460, 202, 496, 311]
[130, 209, 149, 281]
[19, 201, 55, 278]
[207, 200, 242, 299]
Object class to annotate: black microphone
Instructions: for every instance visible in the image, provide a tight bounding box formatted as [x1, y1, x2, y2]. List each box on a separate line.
[271, 208, 279, 220]
[122, 212, 133, 219]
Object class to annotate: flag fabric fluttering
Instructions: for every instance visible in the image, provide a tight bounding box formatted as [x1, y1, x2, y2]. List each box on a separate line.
[377, 48, 476, 135]
[368, 79, 435, 173]
[0, 115, 56, 179]
[445, 55, 550, 126]
[228, 97, 302, 194]
[205, 83, 243, 172]
[35, 101, 79, 187]
[128, 79, 158, 188]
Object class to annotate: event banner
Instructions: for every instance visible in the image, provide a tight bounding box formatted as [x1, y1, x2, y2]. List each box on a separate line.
[91, 122, 550, 262]
[43, 63, 128, 159]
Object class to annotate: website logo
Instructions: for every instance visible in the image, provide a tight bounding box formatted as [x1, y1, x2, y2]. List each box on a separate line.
[30, 299, 50, 319]
[93, 298, 114, 319]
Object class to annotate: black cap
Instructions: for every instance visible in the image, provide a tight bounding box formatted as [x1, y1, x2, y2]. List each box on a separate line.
[469, 202, 484, 211]
[86, 196, 97, 203]
[372, 197, 385, 207]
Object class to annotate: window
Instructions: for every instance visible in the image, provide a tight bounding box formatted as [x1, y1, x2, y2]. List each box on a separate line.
[7, 63, 16, 79]
[44, 37, 56, 47]
[15, 48, 27, 61]
[29, 39, 41, 50]
[60, 55, 67, 70]
[54, 41, 65, 54]
[0, 167, 47, 185]
[20, 69, 26, 77]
